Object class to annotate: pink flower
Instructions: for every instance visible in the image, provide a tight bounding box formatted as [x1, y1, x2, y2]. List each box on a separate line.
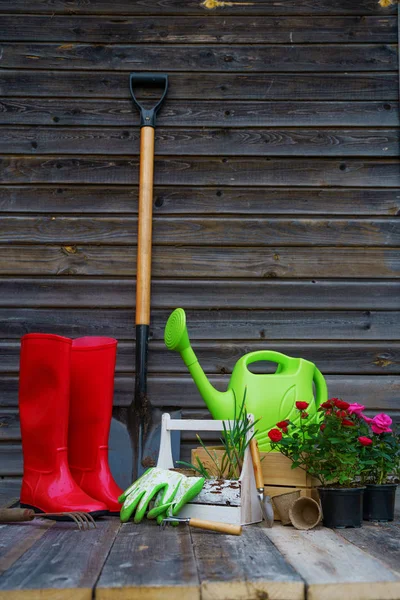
[348, 403, 366, 416]
[362, 415, 373, 424]
[370, 413, 392, 434]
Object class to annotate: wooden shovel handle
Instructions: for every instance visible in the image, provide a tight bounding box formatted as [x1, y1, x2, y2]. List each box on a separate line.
[189, 518, 242, 536]
[136, 126, 155, 326]
[249, 437, 264, 491]
[0, 508, 35, 522]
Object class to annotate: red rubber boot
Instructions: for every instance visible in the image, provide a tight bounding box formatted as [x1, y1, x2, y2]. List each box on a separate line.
[68, 337, 123, 514]
[19, 333, 108, 516]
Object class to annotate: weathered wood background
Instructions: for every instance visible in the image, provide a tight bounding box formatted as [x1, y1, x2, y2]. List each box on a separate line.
[0, 0, 399, 476]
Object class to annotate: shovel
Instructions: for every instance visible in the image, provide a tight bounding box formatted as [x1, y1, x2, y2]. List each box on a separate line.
[127, 73, 173, 480]
[249, 437, 274, 527]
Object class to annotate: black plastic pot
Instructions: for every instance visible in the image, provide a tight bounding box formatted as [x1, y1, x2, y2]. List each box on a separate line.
[318, 487, 365, 528]
[363, 484, 398, 522]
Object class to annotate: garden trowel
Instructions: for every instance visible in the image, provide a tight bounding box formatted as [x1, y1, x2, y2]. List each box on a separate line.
[250, 437, 274, 527]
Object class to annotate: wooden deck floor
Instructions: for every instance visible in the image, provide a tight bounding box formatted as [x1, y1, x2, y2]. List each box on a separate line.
[1, 483, 400, 600]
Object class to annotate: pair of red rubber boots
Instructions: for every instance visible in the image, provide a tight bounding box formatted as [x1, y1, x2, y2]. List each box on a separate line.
[19, 333, 123, 516]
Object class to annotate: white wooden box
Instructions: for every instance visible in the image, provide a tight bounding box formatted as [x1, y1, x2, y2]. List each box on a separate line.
[157, 413, 262, 526]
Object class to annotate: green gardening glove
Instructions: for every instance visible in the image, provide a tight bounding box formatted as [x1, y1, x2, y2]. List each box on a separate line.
[147, 475, 205, 524]
[119, 467, 184, 523]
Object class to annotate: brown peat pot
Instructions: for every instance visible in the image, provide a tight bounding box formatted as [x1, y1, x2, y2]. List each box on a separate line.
[272, 490, 301, 525]
[289, 496, 322, 530]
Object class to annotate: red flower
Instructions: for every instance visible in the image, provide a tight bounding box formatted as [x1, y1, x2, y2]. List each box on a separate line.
[281, 427, 288, 434]
[276, 420, 289, 429]
[325, 409, 332, 416]
[320, 424, 326, 431]
[320, 400, 333, 409]
[268, 428, 283, 443]
[342, 419, 355, 427]
[358, 436, 373, 446]
[334, 399, 350, 410]
[301, 411, 308, 419]
[337, 410, 347, 419]
[296, 401, 309, 410]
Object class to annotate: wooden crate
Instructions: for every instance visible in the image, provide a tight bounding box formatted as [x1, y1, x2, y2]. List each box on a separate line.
[159, 416, 262, 525]
[259, 451, 320, 488]
[191, 446, 232, 478]
[192, 447, 319, 488]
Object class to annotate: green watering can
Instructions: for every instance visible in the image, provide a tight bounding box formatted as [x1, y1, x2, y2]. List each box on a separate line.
[164, 308, 328, 451]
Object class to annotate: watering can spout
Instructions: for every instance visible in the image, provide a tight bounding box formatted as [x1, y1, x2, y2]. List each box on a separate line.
[164, 309, 235, 418]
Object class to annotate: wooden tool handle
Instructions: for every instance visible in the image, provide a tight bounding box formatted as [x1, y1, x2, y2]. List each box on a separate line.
[136, 126, 155, 326]
[189, 518, 242, 536]
[0, 508, 35, 522]
[249, 437, 264, 490]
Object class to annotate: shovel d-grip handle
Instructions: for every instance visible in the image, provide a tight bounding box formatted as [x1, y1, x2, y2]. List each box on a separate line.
[130, 73, 168, 128]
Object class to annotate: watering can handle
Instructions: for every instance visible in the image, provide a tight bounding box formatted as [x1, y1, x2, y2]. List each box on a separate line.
[244, 350, 290, 372]
[313, 366, 328, 407]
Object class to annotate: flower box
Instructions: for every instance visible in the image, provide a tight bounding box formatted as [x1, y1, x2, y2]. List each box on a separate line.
[158, 414, 262, 525]
[192, 446, 319, 522]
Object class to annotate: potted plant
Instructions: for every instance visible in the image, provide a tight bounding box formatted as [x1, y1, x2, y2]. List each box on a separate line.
[268, 398, 371, 528]
[178, 395, 258, 480]
[353, 406, 400, 522]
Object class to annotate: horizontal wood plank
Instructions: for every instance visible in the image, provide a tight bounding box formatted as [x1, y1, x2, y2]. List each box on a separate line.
[0, 478, 21, 508]
[0, 374, 398, 409]
[264, 525, 400, 600]
[192, 526, 304, 600]
[0, 308, 397, 341]
[0, 445, 23, 476]
[0, 520, 55, 579]
[2, 127, 399, 157]
[1, 99, 398, 127]
[0, 245, 397, 278]
[337, 524, 400, 575]
[1, 186, 399, 215]
[96, 522, 200, 600]
[0, 15, 396, 43]
[0, 0, 395, 15]
[1, 71, 397, 100]
[1, 43, 397, 72]
[0, 278, 398, 309]
[0, 216, 398, 246]
[0, 409, 20, 441]
[1, 340, 399, 375]
[2, 157, 400, 186]
[0, 519, 120, 600]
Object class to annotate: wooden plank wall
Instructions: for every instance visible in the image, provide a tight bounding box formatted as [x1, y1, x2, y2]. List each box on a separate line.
[0, 0, 399, 476]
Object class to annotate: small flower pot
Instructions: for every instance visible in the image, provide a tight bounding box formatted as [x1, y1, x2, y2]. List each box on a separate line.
[363, 484, 398, 522]
[272, 490, 301, 525]
[318, 487, 365, 528]
[289, 496, 322, 530]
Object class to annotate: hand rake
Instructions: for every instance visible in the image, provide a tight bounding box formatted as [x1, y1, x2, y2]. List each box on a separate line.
[0, 508, 96, 531]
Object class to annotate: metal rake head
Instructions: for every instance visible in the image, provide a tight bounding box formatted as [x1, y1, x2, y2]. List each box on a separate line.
[42, 512, 97, 531]
[160, 516, 189, 530]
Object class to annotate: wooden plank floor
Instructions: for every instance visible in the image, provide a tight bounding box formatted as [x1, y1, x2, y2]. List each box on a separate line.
[0, 482, 399, 600]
